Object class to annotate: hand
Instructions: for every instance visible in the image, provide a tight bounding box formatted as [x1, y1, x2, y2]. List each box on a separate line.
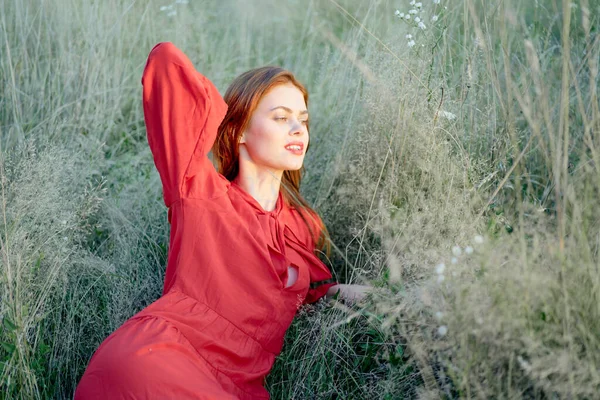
[326, 284, 373, 304]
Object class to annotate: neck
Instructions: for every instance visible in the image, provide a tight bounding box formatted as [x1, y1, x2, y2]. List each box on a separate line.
[233, 157, 283, 213]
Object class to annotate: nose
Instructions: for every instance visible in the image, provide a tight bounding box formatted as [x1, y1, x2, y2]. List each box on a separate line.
[289, 119, 307, 136]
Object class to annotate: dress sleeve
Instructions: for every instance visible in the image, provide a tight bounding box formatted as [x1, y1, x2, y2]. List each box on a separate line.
[141, 42, 228, 207]
[300, 210, 338, 305]
[303, 279, 337, 305]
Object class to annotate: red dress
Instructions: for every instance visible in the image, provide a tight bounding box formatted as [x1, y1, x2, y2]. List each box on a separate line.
[74, 42, 337, 400]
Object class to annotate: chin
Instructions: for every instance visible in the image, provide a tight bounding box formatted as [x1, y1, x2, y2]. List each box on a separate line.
[285, 163, 304, 171]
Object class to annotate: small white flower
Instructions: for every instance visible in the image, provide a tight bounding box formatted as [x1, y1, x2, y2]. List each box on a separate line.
[409, 9, 418, 14]
[404, 14, 411, 20]
[437, 274, 445, 283]
[439, 110, 457, 120]
[407, 40, 416, 47]
[415, 2, 422, 8]
[435, 311, 444, 321]
[405, 34, 413, 39]
[432, 15, 439, 22]
[435, 263, 445, 275]
[517, 356, 532, 372]
[160, 5, 168, 10]
[395, 9, 401, 16]
[433, 0, 440, 3]
[474, 235, 484, 244]
[452, 246, 462, 256]
[438, 325, 448, 336]
[418, 21, 426, 29]
[465, 246, 474, 255]
[61, 220, 67, 225]
[409, 0, 416, 5]
[399, 12, 405, 18]
[167, 10, 177, 16]
[451, 257, 458, 264]
[63, 236, 68, 241]
[414, 16, 421, 23]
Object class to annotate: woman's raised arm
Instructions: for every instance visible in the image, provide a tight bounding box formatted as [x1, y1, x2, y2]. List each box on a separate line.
[141, 42, 228, 208]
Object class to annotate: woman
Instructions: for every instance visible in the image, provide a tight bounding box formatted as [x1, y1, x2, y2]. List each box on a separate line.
[74, 42, 372, 399]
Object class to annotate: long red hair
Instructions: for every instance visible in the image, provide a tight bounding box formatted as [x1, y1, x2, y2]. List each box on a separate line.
[212, 66, 331, 258]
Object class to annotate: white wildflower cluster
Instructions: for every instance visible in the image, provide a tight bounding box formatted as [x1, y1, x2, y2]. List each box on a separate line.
[437, 110, 457, 121]
[517, 355, 532, 373]
[431, 234, 486, 338]
[434, 310, 447, 337]
[160, 0, 188, 17]
[432, 233, 486, 340]
[394, 0, 443, 48]
[435, 234, 485, 283]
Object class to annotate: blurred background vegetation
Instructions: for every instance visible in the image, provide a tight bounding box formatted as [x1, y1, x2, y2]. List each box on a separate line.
[1, 0, 599, 398]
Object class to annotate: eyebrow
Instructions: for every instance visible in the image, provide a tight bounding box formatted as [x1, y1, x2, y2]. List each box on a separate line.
[269, 106, 308, 115]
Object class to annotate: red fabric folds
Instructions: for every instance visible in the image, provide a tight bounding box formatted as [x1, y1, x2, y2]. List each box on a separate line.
[74, 42, 337, 400]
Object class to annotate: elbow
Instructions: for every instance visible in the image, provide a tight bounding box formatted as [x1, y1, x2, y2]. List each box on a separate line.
[144, 42, 177, 72]
[149, 42, 174, 59]
[142, 42, 181, 87]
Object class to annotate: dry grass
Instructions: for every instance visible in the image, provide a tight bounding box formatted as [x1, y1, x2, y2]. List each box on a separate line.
[1, 0, 598, 398]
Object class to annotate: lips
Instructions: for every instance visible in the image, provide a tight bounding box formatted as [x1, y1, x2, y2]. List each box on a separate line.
[284, 141, 305, 155]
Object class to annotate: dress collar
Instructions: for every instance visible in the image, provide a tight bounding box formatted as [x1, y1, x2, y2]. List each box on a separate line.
[230, 180, 284, 217]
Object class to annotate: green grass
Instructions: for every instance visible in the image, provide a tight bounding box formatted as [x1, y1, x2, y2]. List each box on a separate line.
[1, 0, 599, 398]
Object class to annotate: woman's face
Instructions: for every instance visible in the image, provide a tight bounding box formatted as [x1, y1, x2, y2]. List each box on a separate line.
[239, 83, 309, 173]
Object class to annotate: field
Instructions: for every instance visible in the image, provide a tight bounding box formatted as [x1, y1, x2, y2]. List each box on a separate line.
[1, 0, 599, 398]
